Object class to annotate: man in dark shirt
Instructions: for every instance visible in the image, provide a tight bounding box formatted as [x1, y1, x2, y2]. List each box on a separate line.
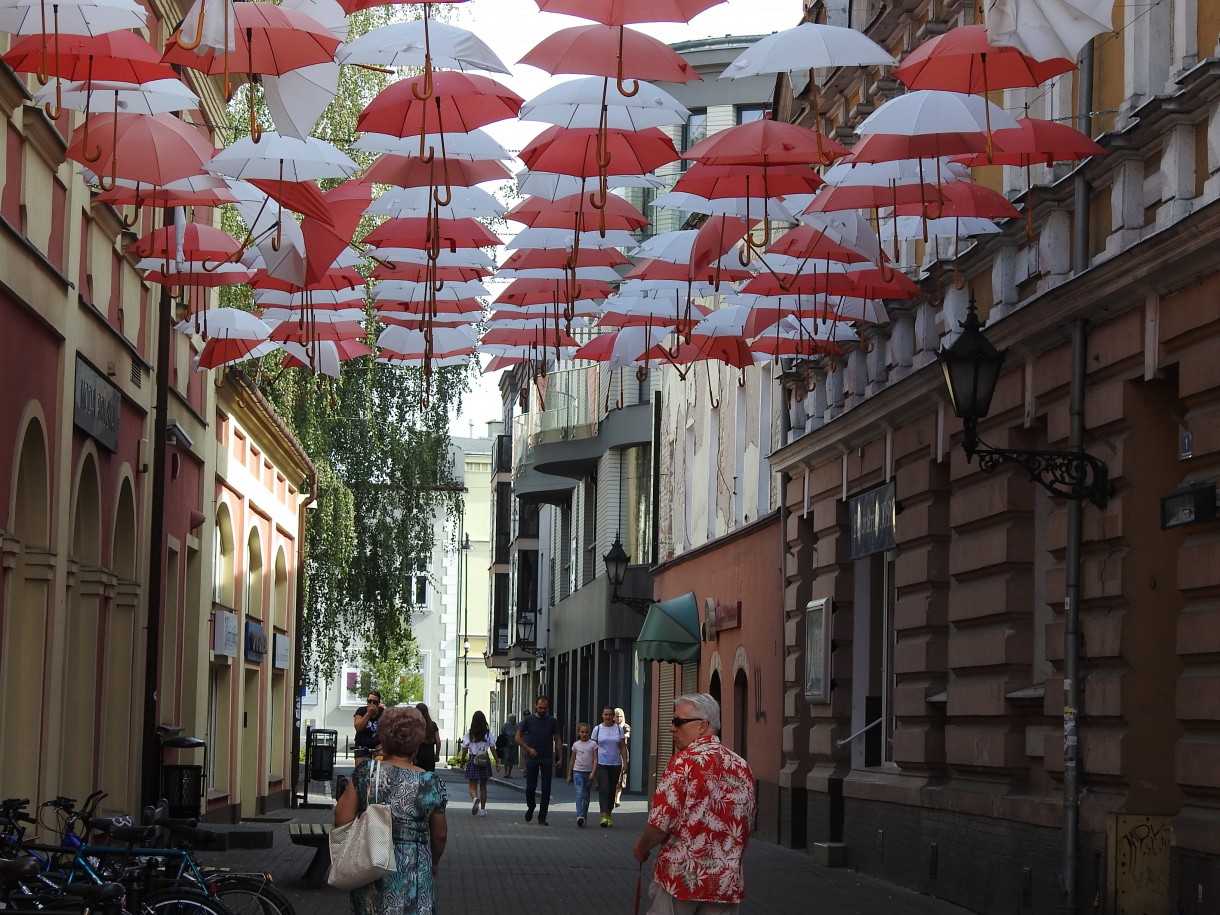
[515, 695, 563, 826]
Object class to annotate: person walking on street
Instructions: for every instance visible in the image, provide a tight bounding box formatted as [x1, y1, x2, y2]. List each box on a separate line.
[336, 705, 448, 915]
[592, 706, 626, 827]
[352, 690, 384, 762]
[632, 693, 756, 915]
[566, 722, 597, 827]
[613, 706, 631, 807]
[497, 714, 519, 778]
[413, 703, 441, 772]
[459, 710, 496, 816]
[516, 695, 563, 826]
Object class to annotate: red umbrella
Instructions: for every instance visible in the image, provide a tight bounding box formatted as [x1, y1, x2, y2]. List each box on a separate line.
[683, 118, 849, 167]
[956, 116, 1107, 168]
[494, 278, 614, 306]
[253, 267, 365, 293]
[892, 25, 1075, 94]
[891, 181, 1020, 220]
[743, 268, 921, 300]
[505, 192, 650, 231]
[766, 224, 883, 264]
[520, 124, 679, 176]
[502, 247, 629, 271]
[300, 180, 372, 285]
[364, 154, 512, 188]
[673, 161, 824, 199]
[163, 3, 340, 137]
[357, 71, 523, 155]
[127, 223, 243, 261]
[534, 0, 724, 24]
[371, 263, 490, 283]
[363, 217, 502, 250]
[67, 112, 215, 188]
[520, 23, 699, 94]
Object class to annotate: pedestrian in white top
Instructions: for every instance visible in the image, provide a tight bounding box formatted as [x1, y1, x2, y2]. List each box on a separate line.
[566, 722, 597, 827]
[592, 706, 627, 827]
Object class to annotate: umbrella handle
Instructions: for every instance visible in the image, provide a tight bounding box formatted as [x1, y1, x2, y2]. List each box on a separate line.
[171, 0, 208, 51]
[271, 219, 282, 251]
[412, 61, 434, 102]
[249, 95, 262, 143]
[705, 362, 720, 410]
[122, 205, 141, 229]
[614, 29, 639, 97]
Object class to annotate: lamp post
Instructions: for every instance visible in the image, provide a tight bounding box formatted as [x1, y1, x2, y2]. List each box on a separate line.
[603, 535, 654, 614]
[936, 305, 1109, 508]
[516, 610, 547, 691]
[459, 532, 472, 741]
[938, 307, 1105, 913]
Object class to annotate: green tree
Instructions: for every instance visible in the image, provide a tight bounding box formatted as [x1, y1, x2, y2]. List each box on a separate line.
[221, 3, 478, 682]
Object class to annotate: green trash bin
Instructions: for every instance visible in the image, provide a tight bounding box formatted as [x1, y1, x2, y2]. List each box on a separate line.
[163, 764, 203, 820]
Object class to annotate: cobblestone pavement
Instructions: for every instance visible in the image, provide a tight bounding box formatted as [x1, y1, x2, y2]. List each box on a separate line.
[203, 767, 976, 915]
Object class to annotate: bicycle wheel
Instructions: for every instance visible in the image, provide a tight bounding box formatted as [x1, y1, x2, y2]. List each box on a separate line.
[207, 875, 293, 915]
[140, 888, 234, 915]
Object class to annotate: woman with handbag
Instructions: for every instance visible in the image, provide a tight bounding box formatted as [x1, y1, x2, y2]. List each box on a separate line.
[334, 705, 448, 915]
[459, 710, 496, 816]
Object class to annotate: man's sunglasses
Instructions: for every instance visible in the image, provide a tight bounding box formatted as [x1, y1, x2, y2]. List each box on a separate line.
[671, 717, 705, 727]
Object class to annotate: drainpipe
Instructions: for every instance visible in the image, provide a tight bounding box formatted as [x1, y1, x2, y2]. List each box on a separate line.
[1063, 40, 1095, 915]
[289, 468, 317, 808]
[141, 211, 176, 808]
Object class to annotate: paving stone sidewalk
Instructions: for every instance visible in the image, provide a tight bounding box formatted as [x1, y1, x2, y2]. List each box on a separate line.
[200, 767, 976, 915]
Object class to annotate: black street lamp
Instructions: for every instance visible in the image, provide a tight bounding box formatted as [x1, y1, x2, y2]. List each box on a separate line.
[515, 611, 546, 660]
[603, 535, 653, 614]
[937, 305, 1110, 508]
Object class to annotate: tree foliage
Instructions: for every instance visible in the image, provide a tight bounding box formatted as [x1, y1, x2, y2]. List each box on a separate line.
[220, 3, 476, 682]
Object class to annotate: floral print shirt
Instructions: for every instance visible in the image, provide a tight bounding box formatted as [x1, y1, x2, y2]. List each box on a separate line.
[647, 735, 755, 903]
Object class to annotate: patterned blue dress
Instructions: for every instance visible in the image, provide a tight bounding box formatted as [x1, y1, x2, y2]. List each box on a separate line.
[348, 762, 448, 915]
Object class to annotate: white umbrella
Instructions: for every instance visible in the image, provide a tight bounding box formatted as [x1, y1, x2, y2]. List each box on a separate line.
[262, 63, 339, 140]
[574, 325, 671, 370]
[617, 278, 724, 298]
[496, 265, 623, 283]
[175, 307, 271, 338]
[986, 0, 1114, 61]
[366, 184, 506, 220]
[254, 287, 365, 307]
[353, 129, 513, 160]
[0, 0, 147, 35]
[519, 76, 689, 131]
[230, 182, 307, 287]
[377, 352, 476, 369]
[856, 90, 1020, 136]
[338, 19, 510, 72]
[720, 22, 895, 78]
[516, 169, 663, 200]
[282, 0, 345, 40]
[34, 77, 198, 115]
[887, 214, 1003, 238]
[375, 246, 496, 269]
[651, 190, 802, 221]
[377, 324, 478, 357]
[373, 280, 490, 302]
[208, 133, 359, 182]
[506, 227, 639, 251]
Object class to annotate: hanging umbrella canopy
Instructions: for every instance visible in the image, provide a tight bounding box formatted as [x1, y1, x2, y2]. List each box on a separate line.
[0, 0, 147, 37]
[766, 223, 882, 264]
[363, 216, 502, 249]
[35, 77, 198, 115]
[281, 340, 372, 378]
[161, 3, 341, 76]
[505, 192, 650, 231]
[367, 184, 506, 220]
[534, 0, 723, 23]
[494, 278, 614, 306]
[955, 116, 1107, 167]
[66, 111, 215, 185]
[2, 30, 170, 79]
[507, 226, 640, 251]
[683, 117, 850, 166]
[892, 24, 1075, 93]
[262, 61, 339, 140]
[985, 0, 1115, 61]
[356, 71, 524, 138]
[573, 325, 670, 369]
[519, 23, 700, 84]
[364, 154, 512, 188]
[673, 161, 824, 199]
[337, 19, 510, 72]
[128, 222, 243, 261]
[354, 128, 514, 160]
[208, 133, 358, 182]
[519, 76, 690, 131]
[516, 168, 663, 200]
[94, 173, 236, 208]
[519, 124, 680, 177]
[635, 592, 700, 663]
[720, 21, 895, 77]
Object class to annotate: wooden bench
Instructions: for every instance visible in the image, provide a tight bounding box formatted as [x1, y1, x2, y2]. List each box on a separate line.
[288, 822, 332, 888]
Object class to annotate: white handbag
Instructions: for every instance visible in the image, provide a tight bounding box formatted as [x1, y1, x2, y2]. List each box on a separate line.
[327, 760, 396, 890]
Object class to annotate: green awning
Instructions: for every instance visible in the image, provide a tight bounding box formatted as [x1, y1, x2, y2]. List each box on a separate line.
[635, 592, 701, 663]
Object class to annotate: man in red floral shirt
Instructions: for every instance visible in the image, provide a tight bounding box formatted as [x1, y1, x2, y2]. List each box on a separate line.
[633, 693, 756, 914]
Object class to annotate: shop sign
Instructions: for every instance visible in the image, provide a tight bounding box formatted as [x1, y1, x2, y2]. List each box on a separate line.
[705, 597, 741, 635]
[849, 481, 896, 559]
[273, 633, 290, 670]
[212, 610, 239, 656]
[73, 356, 120, 452]
[245, 620, 268, 663]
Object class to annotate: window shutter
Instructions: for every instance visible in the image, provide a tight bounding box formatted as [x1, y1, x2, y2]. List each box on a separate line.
[656, 667, 674, 775]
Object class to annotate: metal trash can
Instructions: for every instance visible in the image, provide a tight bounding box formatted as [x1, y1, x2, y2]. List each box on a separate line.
[307, 728, 338, 782]
[163, 764, 204, 820]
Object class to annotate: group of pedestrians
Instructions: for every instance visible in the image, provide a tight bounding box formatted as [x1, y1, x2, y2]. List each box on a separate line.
[336, 691, 756, 915]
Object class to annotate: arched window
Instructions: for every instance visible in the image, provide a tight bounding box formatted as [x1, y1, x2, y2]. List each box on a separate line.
[214, 506, 235, 607]
[246, 528, 263, 618]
